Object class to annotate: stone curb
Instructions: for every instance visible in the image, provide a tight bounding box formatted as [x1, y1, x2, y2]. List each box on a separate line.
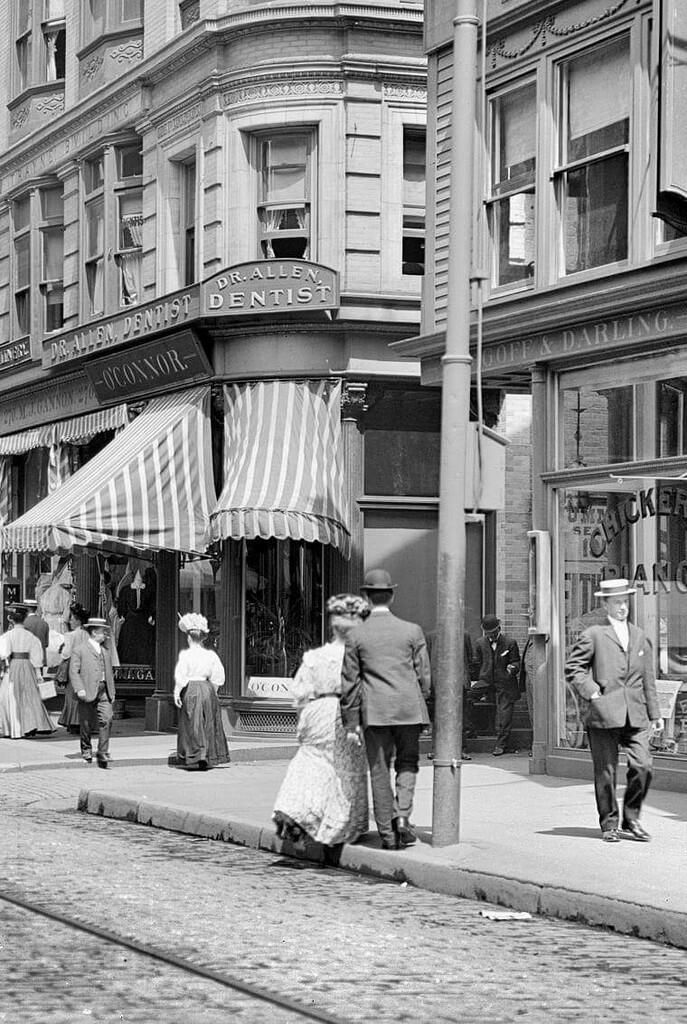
[0, 744, 297, 775]
[78, 789, 687, 951]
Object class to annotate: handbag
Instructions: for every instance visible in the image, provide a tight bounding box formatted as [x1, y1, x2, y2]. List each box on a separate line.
[38, 679, 57, 701]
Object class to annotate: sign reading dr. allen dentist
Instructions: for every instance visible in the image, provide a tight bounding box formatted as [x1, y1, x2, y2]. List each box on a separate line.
[202, 259, 339, 316]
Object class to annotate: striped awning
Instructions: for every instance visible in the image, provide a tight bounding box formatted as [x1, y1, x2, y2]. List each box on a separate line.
[0, 404, 128, 455]
[210, 379, 350, 555]
[2, 387, 215, 556]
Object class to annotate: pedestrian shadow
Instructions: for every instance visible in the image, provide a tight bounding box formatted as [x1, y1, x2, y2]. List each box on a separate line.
[536, 826, 600, 840]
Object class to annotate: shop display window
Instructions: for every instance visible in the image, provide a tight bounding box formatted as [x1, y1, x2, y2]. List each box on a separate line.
[243, 539, 323, 692]
[179, 555, 221, 653]
[561, 384, 633, 468]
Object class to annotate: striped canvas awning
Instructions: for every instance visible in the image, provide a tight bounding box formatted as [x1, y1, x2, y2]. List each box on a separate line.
[0, 404, 128, 455]
[210, 379, 350, 555]
[2, 387, 215, 556]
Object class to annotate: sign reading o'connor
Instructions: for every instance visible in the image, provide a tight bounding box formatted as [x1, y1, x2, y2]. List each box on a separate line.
[202, 259, 339, 316]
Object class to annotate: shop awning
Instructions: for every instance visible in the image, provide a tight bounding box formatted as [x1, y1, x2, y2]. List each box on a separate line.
[210, 379, 350, 556]
[2, 387, 215, 556]
[0, 404, 128, 454]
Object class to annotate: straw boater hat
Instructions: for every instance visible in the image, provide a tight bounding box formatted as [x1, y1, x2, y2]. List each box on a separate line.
[83, 617, 110, 632]
[594, 579, 636, 598]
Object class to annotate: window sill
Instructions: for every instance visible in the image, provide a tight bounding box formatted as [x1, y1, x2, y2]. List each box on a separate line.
[76, 26, 143, 63]
[8, 81, 65, 114]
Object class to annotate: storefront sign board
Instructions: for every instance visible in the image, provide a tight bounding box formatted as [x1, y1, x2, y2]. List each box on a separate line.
[0, 376, 99, 436]
[0, 338, 31, 370]
[202, 260, 339, 316]
[85, 330, 212, 403]
[245, 676, 293, 699]
[42, 287, 200, 369]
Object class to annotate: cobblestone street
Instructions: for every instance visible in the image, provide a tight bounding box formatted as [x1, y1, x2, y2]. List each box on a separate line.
[0, 765, 686, 1023]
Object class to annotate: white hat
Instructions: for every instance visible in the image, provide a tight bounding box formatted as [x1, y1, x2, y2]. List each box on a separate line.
[178, 612, 209, 634]
[594, 579, 636, 598]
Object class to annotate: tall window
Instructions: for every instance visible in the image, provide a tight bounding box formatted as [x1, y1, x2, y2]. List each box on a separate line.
[487, 81, 536, 288]
[40, 185, 64, 333]
[258, 133, 313, 259]
[556, 36, 630, 274]
[13, 195, 31, 338]
[15, 0, 32, 92]
[182, 159, 196, 286]
[83, 140, 143, 317]
[402, 129, 426, 276]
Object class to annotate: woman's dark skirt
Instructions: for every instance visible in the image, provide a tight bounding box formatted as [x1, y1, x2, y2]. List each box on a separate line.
[177, 679, 230, 769]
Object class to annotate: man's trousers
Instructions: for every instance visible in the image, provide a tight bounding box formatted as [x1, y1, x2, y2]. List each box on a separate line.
[364, 724, 422, 843]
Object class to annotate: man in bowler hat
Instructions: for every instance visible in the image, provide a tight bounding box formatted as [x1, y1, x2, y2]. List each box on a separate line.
[340, 568, 432, 849]
[69, 617, 116, 768]
[565, 579, 662, 843]
[470, 614, 521, 756]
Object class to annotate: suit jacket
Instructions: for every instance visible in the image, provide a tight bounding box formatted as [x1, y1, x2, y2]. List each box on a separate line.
[565, 621, 659, 729]
[24, 613, 49, 656]
[340, 608, 431, 730]
[470, 633, 520, 694]
[69, 638, 116, 702]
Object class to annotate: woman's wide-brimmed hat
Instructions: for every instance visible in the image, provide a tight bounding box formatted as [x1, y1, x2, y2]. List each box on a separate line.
[360, 568, 397, 591]
[594, 579, 636, 598]
[84, 617, 110, 632]
[178, 612, 209, 634]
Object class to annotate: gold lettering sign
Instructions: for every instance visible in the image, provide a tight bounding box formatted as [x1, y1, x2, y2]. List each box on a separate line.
[202, 260, 339, 316]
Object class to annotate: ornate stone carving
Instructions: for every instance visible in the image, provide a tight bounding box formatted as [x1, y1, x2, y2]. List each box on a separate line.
[35, 95, 65, 115]
[11, 106, 30, 129]
[82, 54, 104, 81]
[180, 0, 201, 29]
[488, 0, 631, 68]
[223, 79, 343, 107]
[384, 84, 426, 101]
[341, 382, 369, 421]
[110, 40, 143, 65]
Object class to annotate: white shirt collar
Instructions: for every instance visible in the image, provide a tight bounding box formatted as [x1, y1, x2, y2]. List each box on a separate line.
[369, 606, 391, 615]
[608, 616, 629, 650]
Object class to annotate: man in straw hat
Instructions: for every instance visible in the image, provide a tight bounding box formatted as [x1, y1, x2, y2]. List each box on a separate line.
[341, 568, 432, 850]
[565, 579, 662, 843]
[69, 617, 116, 768]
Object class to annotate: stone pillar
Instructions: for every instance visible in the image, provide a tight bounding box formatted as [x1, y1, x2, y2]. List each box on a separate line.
[529, 367, 549, 776]
[336, 382, 367, 595]
[145, 550, 179, 732]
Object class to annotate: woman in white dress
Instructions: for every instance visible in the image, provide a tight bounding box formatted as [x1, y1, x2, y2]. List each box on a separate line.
[173, 612, 230, 770]
[273, 594, 370, 849]
[0, 604, 56, 738]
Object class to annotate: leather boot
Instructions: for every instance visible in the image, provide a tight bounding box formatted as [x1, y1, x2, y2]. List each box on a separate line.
[393, 816, 417, 846]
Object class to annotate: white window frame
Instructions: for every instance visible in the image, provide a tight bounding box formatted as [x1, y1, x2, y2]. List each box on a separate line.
[381, 107, 426, 293]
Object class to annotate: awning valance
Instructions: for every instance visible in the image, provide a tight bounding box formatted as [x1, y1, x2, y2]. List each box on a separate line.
[2, 387, 215, 556]
[210, 379, 350, 556]
[0, 404, 128, 455]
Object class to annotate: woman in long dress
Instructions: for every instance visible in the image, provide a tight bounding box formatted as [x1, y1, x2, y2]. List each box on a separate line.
[57, 604, 90, 733]
[0, 605, 56, 738]
[273, 594, 370, 848]
[173, 612, 230, 770]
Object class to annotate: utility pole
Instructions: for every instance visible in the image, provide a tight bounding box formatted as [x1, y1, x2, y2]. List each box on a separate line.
[431, 0, 480, 847]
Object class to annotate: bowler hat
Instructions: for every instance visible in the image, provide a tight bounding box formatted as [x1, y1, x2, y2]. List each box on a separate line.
[361, 568, 397, 591]
[594, 578, 636, 598]
[481, 614, 500, 632]
[83, 617, 110, 632]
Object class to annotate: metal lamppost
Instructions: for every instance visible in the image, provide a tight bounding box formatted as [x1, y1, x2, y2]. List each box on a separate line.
[431, 0, 481, 847]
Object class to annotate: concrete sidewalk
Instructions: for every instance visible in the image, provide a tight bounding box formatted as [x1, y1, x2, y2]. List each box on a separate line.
[3, 715, 685, 948]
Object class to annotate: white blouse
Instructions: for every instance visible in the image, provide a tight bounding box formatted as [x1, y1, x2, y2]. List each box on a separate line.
[174, 645, 225, 701]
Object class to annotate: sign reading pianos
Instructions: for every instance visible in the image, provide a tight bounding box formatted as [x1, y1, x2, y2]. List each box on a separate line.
[202, 259, 339, 316]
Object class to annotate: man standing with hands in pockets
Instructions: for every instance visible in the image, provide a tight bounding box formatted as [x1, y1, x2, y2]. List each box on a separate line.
[69, 617, 116, 769]
[340, 569, 432, 850]
[565, 579, 662, 843]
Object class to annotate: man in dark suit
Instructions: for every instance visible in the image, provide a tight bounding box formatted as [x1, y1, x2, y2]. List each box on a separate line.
[565, 579, 662, 843]
[23, 598, 49, 660]
[69, 617, 116, 769]
[470, 614, 520, 756]
[341, 568, 431, 850]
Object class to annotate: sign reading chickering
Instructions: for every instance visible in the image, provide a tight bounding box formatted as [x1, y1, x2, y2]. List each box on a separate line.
[202, 260, 339, 316]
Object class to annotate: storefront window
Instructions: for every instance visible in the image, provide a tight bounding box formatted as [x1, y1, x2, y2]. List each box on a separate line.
[178, 555, 221, 652]
[559, 482, 687, 758]
[657, 378, 687, 457]
[364, 429, 440, 496]
[562, 384, 633, 467]
[244, 539, 323, 694]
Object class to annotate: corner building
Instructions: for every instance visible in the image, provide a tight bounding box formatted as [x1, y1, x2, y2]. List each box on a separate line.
[396, 0, 687, 789]
[0, 0, 446, 732]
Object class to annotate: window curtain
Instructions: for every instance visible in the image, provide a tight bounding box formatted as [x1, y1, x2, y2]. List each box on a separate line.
[261, 209, 283, 257]
[48, 443, 80, 494]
